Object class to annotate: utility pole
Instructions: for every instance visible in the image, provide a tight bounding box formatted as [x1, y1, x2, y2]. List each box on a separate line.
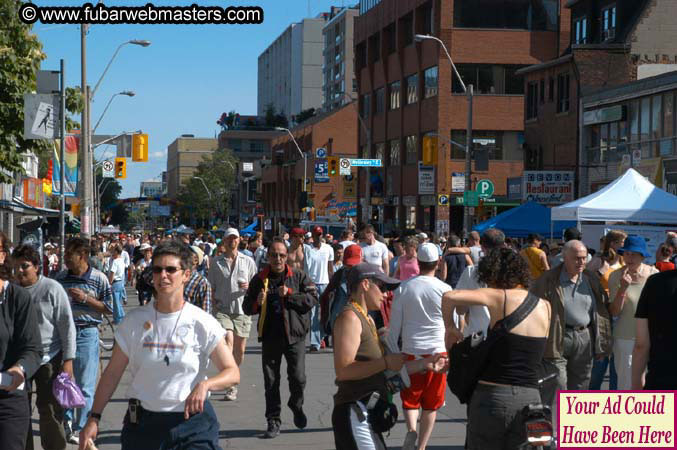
[80, 24, 93, 237]
[463, 85, 474, 237]
[59, 59, 66, 270]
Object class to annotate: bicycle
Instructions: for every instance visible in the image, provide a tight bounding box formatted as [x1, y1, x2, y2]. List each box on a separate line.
[98, 314, 115, 351]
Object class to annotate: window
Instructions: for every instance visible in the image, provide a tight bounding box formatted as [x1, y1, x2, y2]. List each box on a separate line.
[389, 81, 401, 110]
[356, 42, 366, 71]
[405, 135, 417, 164]
[452, 64, 525, 94]
[453, 0, 557, 31]
[384, 23, 396, 54]
[418, 2, 433, 35]
[406, 74, 418, 104]
[662, 92, 674, 155]
[641, 97, 651, 157]
[389, 139, 401, 166]
[375, 143, 385, 162]
[573, 16, 588, 44]
[250, 140, 268, 153]
[548, 77, 555, 101]
[400, 13, 414, 47]
[602, 5, 616, 41]
[557, 73, 570, 113]
[539, 79, 545, 103]
[424, 66, 438, 98]
[360, 93, 371, 118]
[526, 82, 538, 120]
[375, 87, 385, 114]
[368, 33, 380, 63]
[629, 100, 639, 142]
[451, 130, 505, 160]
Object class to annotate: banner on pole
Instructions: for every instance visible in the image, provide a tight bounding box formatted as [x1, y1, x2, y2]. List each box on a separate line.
[52, 136, 79, 197]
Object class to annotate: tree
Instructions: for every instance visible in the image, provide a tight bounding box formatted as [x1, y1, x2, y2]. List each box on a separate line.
[263, 103, 288, 128]
[295, 107, 316, 124]
[0, 0, 49, 183]
[95, 169, 127, 228]
[176, 147, 237, 225]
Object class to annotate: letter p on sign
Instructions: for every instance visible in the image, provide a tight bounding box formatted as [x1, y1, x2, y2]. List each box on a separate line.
[476, 179, 494, 198]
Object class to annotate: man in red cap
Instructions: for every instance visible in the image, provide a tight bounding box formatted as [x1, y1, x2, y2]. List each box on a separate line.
[320, 244, 362, 336]
[303, 226, 334, 352]
[287, 228, 306, 272]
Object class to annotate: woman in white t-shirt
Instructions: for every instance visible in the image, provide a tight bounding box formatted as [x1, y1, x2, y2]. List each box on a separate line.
[78, 240, 239, 450]
[108, 244, 127, 324]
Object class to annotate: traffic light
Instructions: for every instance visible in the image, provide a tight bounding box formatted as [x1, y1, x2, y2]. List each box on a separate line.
[422, 135, 438, 166]
[132, 133, 148, 162]
[115, 157, 127, 179]
[298, 191, 308, 209]
[328, 156, 338, 177]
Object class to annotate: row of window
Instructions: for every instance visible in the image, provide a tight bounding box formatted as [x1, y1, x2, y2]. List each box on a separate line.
[586, 91, 677, 163]
[453, 0, 558, 31]
[526, 72, 570, 119]
[451, 65, 525, 95]
[360, 66, 438, 117]
[573, 5, 616, 45]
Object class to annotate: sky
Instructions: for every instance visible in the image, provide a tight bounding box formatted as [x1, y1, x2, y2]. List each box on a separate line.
[34, 0, 351, 198]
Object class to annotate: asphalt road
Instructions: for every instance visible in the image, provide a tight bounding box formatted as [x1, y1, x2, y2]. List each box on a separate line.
[30, 288, 468, 449]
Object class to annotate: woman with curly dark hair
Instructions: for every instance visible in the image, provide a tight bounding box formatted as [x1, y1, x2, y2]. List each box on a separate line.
[442, 247, 551, 450]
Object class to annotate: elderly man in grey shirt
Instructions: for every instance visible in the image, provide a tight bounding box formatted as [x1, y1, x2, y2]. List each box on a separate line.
[531, 240, 612, 407]
[13, 244, 76, 450]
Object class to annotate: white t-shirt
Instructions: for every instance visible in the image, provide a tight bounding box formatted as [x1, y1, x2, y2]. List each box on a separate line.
[469, 246, 483, 265]
[360, 241, 389, 268]
[456, 266, 491, 337]
[388, 275, 452, 355]
[304, 243, 334, 285]
[339, 240, 355, 250]
[115, 301, 225, 412]
[109, 257, 126, 282]
[121, 250, 130, 268]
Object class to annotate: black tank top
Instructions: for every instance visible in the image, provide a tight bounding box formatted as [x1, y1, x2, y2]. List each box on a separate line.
[480, 293, 547, 388]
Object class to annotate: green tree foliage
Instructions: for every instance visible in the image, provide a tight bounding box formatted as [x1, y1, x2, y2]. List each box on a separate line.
[295, 107, 316, 124]
[0, 0, 49, 183]
[263, 103, 288, 128]
[176, 147, 237, 225]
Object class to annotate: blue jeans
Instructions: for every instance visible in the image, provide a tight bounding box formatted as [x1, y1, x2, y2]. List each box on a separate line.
[589, 354, 618, 390]
[65, 327, 99, 432]
[112, 280, 126, 324]
[310, 284, 326, 349]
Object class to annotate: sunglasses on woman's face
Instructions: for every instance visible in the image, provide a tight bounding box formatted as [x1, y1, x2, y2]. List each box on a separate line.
[370, 280, 387, 293]
[152, 265, 182, 275]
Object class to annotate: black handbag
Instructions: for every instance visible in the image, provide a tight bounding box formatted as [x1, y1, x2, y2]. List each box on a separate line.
[447, 292, 540, 404]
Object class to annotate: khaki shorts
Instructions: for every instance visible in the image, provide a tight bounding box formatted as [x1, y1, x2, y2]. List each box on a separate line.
[215, 312, 252, 338]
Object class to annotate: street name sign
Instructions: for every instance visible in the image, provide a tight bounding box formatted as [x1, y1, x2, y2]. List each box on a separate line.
[350, 159, 382, 167]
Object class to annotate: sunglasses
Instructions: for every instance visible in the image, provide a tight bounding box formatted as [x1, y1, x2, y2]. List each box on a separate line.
[152, 265, 183, 274]
[268, 252, 288, 260]
[370, 280, 387, 293]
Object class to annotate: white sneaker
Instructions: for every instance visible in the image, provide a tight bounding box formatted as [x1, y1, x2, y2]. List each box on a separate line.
[402, 430, 417, 450]
[67, 434, 80, 445]
[223, 385, 238, 401]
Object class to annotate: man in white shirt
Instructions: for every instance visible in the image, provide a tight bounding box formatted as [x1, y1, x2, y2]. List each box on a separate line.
[338, 229, 355, 249]
[359, 224, 389, 275]
[304, 226, 334, 352]
[388, 243, 451, 450]
[208, 228, 258, 401]
[467, 231, 483, 265]
[450, 228, 506, 340]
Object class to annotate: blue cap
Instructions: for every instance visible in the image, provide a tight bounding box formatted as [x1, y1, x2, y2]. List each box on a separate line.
[617, 234, 650, 258]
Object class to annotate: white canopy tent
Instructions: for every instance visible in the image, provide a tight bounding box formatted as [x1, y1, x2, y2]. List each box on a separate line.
[552, 168, 677, 225]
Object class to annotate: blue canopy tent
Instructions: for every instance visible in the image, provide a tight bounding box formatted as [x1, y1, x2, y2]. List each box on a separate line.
[473, 201, 576, 238]
[240, 218, 259, 236]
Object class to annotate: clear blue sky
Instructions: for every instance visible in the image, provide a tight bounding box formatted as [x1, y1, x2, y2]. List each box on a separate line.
[35, 0, 350, 198]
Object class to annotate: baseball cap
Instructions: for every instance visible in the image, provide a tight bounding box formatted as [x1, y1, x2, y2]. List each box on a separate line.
[224, 228, 239, 238]
[291, 227, 305, 237]
[139, 243, 152, 251]
[305, 232, 312, 239]
[417, 232, 428, 240]
[343, 244, 363, 266]
[417, 243, 439, 262]
[347, 263, 401, 292]
[190, 246, 204, 266]
[312, 225, 323, 235]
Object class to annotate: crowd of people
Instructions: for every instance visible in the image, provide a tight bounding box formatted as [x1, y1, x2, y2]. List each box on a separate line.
[0, 223, 676, 450]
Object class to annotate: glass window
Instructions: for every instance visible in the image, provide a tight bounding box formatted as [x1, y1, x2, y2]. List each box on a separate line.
[548, 77, 554, 101]
[526, 82, 538, 119]
[453, 0, 557, 31]
[557, 73, 570, 113]
[629, 100, 639, 142]
[452, 64, 524, 94]
[389, 81, 401, 110]
[400, 13, 413, 47]
[574, 16, 587, 44]
[389, 139, 401, 166]
[405, 135, 418, 164]
[539, 79, 545, 103]
[663, 92, 674, 138]
[375, 88, 385, 114]
[375, 143, 385, 162]
[360, 93, 371, 118]
[406, 73, 418, 104]
[424, 66, 438, 98]
[602, 5, 616, 40]
[640, 97, 651, 142]
[652, 95, 662, 141]
[451, 131, 466, 159]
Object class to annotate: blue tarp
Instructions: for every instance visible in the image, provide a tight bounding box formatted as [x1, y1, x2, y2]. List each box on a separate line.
[240, 219, 258, 236]
[473, 201, 576, 239]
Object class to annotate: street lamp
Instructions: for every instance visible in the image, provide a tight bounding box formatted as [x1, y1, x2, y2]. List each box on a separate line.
[341, 91, 373, 225]
[415, 33, 474, 237]
[192, 176, 213, 200]
[91, 40, 151, 99]
[274, 127, 308, 193]
[92, 90, 135, 134]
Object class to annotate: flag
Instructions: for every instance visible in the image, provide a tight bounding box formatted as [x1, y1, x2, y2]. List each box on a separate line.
[53, 136, 79, 196]
[43, 159, 53, 195]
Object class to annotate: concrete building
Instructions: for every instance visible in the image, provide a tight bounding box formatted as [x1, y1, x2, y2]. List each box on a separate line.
[217, 127, 283, 226]
[354, 0, 566, 234]
[166, 135, 218, 199]
[257, 14, 329, 121]
[322, 6, 359, 112]
[139, 179, 166, 198]
[262, 103, 359, 228]
[518, 0, 677, 195]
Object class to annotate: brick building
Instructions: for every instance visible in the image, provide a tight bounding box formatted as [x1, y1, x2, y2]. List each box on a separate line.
[262, 103, 358, 228]
[166, 136, 218, 199]
[518, 0, 677, 195]
[354, 0, 568, 235]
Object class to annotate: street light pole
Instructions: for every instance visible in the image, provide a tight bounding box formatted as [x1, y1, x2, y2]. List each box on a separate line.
[415, 34, 473, 237]
[92, 90, 135, 134]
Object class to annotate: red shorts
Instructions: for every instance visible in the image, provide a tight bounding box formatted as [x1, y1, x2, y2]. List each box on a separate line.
[400, 353, 447, 411]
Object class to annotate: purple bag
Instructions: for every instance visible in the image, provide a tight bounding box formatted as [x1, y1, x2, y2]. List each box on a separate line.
[52, 372, 85, 409]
